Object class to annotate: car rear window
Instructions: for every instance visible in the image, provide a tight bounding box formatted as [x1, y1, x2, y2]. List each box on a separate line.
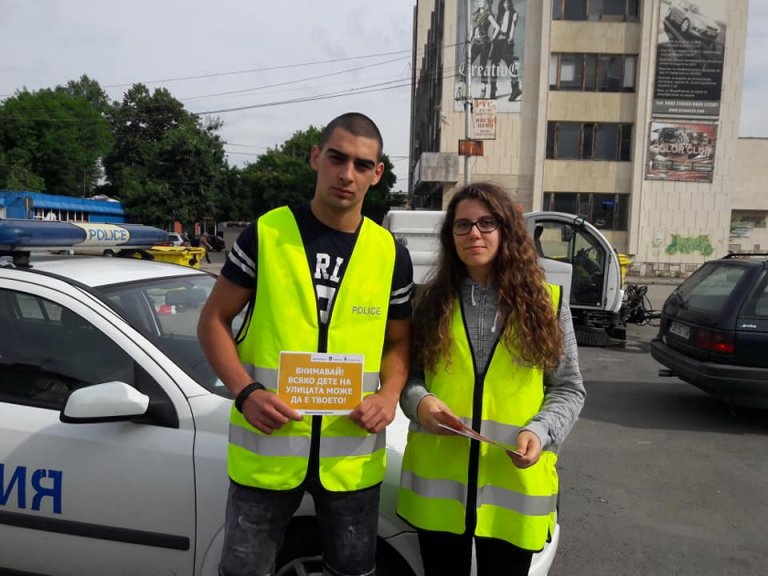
[741, 274, 768, 317]
[679, 264, 747, 313]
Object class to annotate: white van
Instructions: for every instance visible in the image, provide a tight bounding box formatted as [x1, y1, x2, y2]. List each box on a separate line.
[384, 209, 629, 345]
[383, 210, 573, 299]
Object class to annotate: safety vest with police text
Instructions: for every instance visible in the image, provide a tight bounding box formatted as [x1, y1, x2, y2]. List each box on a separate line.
[228, 206, 396, 491]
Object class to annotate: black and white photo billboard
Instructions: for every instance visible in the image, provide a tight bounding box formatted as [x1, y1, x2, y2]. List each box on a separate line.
[653, 0, 726, 118]
[454, 0, 526, 113]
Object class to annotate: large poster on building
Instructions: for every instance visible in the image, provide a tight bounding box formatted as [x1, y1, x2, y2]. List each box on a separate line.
[454, 0, 525, 113]
[645, 121, 717, 182]
[653, 0, 727, 118]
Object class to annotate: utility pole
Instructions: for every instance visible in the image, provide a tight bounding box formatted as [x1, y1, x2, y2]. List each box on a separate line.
[464, 0, 472, 185]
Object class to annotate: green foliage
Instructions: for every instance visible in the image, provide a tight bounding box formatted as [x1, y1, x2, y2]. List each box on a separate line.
[0, 75, 408, 227]
[56, 75, 113, 115]
[0, 86, 112, 195]
[104, 84, 229, 226]
[236, 125, 404, 223]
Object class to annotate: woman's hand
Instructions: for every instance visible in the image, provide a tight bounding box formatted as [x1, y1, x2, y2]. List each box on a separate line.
[507, 430, 542, 468]
[416, 395, 460, 435]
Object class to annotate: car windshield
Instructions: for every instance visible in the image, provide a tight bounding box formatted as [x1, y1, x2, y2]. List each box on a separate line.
[677, 264, 747, 313]
[99, 274, 243, 396]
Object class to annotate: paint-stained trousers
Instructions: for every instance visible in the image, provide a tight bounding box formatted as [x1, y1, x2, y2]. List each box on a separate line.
[219, 477, 379, 576]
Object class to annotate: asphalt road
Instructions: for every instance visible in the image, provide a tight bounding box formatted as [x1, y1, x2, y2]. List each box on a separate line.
[550, 283, 768, 576]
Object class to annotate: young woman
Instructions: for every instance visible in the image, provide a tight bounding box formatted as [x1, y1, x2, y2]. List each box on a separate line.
[397, 182, 585, 576]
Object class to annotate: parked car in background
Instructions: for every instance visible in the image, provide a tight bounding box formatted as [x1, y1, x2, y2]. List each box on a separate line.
[666, 0, 720, 43]
[168, 232, 191, 247]
[651, 253, 768, 408]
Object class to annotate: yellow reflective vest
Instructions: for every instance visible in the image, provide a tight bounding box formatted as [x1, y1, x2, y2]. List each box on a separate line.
[398, 284, 561, 550]
[228, 206, 396, 491]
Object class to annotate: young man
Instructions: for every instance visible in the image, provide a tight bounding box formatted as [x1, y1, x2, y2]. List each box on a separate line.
[197, 112, 413, 576]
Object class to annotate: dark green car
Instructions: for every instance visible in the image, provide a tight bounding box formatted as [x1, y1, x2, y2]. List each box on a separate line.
[651, 253, 768, 408]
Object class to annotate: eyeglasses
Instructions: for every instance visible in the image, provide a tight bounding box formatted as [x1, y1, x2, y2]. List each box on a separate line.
[452, 216, 500, 236]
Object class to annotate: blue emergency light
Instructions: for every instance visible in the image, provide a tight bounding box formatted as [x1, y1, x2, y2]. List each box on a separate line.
[0, 220, 169, 250]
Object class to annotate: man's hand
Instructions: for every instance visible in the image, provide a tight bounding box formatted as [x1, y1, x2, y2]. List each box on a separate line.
[507, 430, 542, 468]
[242, 390, 303, 435]
[416, 395, 461, 435]
[349, 390, 399, 434]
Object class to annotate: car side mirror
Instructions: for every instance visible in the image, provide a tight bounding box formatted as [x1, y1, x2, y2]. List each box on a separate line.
[61, 381, 150, 424]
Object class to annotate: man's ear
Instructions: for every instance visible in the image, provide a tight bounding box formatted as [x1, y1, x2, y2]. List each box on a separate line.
[309, 145, 320, 171]
[371, 161, 385, 186]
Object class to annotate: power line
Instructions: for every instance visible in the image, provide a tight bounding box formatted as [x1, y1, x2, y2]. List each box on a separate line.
[181, 56, 410, 101]
[0, 41, 463, 100]
[195, 79, 411, 116]
[100, 49, 413, 89]
[0, 62, 464, 124]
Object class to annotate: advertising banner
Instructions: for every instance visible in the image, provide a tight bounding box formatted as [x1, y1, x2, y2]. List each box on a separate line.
[653, 0, 727, 118]
[454, 0, 525, 113]
[472, 98, 497, 139]
[645, 121, 717, 182]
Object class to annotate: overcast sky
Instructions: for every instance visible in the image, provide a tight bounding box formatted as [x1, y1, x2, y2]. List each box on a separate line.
[1, 0, 766, 191]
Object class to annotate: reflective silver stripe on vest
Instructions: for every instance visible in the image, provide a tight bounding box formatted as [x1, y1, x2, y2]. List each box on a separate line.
[229, 425, 311, 456]
[400, 470, 468, 504]
[409, 416, 473, 434]
[480, 421, 522, 444]
[477, 485, 558, 516]
[243, 364, 380, 393]
[319, 432, 385, 458]
[230, 425, 383, 459]
[481, 420, 560, 454]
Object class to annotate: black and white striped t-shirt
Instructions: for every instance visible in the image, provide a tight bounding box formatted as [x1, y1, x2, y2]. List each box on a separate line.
[221, 203, 413, 322]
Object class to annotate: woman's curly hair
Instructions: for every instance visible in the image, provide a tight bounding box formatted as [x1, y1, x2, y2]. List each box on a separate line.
[413, 182, 563, 372]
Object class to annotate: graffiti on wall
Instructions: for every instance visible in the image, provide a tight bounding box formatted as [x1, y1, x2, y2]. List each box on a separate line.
[665, 234, 714, 256]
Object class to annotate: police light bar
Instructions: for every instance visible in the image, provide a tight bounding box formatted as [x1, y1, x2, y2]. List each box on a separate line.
[0, 220, 169, 251]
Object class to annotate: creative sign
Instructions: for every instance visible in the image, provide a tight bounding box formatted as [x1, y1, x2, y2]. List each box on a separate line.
[454, 0, 526, 113]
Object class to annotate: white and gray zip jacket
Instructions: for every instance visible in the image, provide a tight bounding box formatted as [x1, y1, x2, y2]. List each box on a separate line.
[400, 278, 586, 451]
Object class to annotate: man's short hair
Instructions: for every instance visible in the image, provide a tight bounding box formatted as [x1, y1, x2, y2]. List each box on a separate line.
[318, 112, 384, 160]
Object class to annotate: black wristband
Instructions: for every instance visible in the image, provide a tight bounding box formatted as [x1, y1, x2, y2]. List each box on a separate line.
[234, 381, 266, 413]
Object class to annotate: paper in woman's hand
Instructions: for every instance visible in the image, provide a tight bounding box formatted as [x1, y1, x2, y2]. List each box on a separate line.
[435, 412, 522, 457]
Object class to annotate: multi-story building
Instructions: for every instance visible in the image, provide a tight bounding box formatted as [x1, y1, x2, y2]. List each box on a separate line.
[409, 0, 766, 275]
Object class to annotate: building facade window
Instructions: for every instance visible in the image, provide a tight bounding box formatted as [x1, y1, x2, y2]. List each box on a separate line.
[547, 122, 633, 161]
[544, 192, 629, 231]
[553, 0, 640, 22]
[33, 208, 87, 222]
[549, 53, 637, 92]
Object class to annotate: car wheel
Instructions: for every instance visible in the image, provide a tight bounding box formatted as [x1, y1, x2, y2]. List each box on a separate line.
[103, 249, 115, 257]
[275, 547, 414, 576]
[681, 18, 690, 33]
[275, 555, 323, 576]
[275, 518, 416, 576]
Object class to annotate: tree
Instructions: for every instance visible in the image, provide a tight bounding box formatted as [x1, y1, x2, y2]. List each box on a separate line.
[104, 84, 229, 227]
[0, 87, 112, 195]
[56, 74, 113, 116]
[237, 126, 403, 223]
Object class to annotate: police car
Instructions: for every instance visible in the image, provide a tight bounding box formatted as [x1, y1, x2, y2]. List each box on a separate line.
[0, 220, 559, 576]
